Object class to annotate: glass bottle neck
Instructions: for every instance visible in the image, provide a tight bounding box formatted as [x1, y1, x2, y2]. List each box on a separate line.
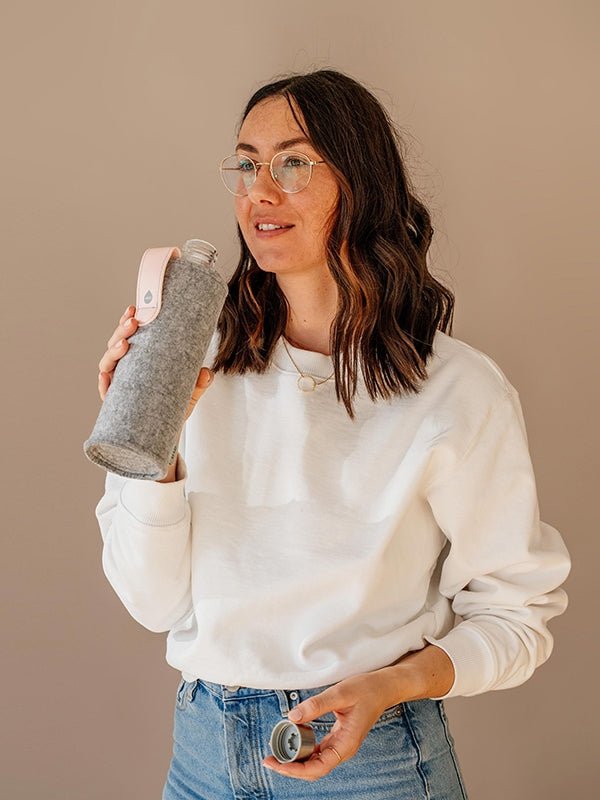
[181, 239, 218, 268]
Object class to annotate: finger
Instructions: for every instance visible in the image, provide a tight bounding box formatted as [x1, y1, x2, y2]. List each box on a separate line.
[316, 734, 349, 764]
[98, 371, 112, 401]
[119, 305, 136, 325]
[107, 314, 138, 349]
[263, 745, 343, 782]
[105, 305, 137, 350]
[98, 337, 129, 374]
[326, 745, 343, 766]
[287, 686, 342, 725]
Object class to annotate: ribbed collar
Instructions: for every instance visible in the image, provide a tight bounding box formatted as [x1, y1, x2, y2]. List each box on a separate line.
[271, 337, 334, 381]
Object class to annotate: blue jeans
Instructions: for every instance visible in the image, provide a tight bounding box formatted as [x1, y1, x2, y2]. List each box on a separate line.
[163, 679, 468, 800]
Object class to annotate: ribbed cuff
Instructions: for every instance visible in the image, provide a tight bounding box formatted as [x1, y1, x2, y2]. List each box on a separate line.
[425, 625, 496, 698]
[119, 460, 188, 527]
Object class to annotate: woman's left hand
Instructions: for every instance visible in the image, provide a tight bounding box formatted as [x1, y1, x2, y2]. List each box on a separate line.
[262, 644, 454, 782]
[262, 669, 396, 782]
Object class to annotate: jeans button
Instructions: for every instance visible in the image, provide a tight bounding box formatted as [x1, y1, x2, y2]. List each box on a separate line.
[290, 691, 299, 701]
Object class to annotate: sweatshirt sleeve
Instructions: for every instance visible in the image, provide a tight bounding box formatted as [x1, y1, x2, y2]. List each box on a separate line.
[424, 389, 570, 698]
[96, 457, 193, 633]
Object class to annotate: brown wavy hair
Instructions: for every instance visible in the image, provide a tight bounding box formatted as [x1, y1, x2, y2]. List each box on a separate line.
[213, 69, 454, 417]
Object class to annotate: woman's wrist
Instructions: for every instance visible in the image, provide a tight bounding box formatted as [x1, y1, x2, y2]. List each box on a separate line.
[157, 447, 179, 483]
[157, 459, 178, 483]
[380, 644, 455, 706]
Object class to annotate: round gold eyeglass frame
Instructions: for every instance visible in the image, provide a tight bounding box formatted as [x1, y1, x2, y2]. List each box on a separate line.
[219, 151, 325, 196]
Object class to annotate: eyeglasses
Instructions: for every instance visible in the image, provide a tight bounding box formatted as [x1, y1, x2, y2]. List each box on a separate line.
[219, 151, 325, 196]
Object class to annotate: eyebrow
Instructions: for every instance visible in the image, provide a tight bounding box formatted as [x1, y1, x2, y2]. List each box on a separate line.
[235, 137, 312, 153]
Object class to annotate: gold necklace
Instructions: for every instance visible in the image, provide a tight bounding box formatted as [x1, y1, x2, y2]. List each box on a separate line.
[282, 338, 335, 393]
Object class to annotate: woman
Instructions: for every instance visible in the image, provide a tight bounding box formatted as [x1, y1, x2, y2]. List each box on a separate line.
[96, 70, 570, 799]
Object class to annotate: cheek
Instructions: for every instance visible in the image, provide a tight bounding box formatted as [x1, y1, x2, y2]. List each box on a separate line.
[234, 198, 249, 228]
[317, 181, 340, 227]
[313, 194, 339, 244]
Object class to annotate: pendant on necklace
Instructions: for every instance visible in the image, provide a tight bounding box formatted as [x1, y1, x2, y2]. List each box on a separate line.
[282, 337, 334, 391]
[297, 374, 318, 392]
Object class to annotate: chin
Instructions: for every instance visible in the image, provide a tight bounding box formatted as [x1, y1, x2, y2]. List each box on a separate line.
[250, 251, 291, 275]
[256, 262, 292, 276]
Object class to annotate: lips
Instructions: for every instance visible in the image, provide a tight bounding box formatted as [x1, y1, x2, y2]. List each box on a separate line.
[254, 221, 294, 231]
[252, 219, 294, 239]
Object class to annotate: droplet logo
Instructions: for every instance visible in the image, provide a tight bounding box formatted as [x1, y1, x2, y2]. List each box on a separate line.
[144, 290, 153, 304]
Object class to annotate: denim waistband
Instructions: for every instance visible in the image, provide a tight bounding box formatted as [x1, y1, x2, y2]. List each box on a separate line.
[187, 678, 334, 718]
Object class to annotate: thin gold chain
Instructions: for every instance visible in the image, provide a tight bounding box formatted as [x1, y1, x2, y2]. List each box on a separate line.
[282, 338, 335, 393]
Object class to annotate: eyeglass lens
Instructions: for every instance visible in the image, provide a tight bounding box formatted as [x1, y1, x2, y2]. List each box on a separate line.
[220, 152, 313, 195]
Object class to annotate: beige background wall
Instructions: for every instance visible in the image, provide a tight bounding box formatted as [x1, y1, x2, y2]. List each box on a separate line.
[1, 1, 596, 798]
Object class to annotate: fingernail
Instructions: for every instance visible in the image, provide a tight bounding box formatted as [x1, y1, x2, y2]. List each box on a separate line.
[124, 318, 134, 328]
[288, 708, 302, 722]
[115, 338, 125, 349]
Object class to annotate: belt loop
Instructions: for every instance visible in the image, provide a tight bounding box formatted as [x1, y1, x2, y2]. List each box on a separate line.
[275, 690, 292, 717]
[186, 679, 199, 703]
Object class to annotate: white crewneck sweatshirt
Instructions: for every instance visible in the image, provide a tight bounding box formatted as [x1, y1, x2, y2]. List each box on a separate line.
[97, 332, 569, 697]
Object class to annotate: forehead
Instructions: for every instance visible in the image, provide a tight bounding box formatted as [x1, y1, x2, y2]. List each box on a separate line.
[237, 96, 311, 153]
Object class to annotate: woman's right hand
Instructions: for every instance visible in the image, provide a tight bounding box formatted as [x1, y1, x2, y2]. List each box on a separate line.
[97, 304, 214, 419]
[98, 305, 139, 401]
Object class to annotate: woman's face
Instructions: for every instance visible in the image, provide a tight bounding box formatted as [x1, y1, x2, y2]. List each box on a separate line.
[234, 96, 339, 283]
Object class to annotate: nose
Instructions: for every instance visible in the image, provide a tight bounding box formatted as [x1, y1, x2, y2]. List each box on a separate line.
[246, 163, 281, 204]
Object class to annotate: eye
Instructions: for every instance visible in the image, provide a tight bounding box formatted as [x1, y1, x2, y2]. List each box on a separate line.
[237, 157, 255, 172]
[280, 154, 308, 169]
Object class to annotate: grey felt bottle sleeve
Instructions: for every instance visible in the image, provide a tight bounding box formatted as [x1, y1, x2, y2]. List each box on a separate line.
[84, 257, 228, 480]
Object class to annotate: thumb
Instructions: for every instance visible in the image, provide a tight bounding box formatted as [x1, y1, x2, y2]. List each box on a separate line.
[287, 687, 338, 724]
[185, 368, 214, 420]
[193, 367, 214, 397]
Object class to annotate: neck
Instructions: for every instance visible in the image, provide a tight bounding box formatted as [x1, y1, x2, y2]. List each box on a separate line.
[277, 271, 338, 355]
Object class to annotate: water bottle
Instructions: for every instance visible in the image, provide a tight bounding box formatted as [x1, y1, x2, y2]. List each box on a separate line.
[84, 239, 228, 479]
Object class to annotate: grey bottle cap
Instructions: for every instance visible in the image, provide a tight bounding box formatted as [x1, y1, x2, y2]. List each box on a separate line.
[269, 720, 316, 763]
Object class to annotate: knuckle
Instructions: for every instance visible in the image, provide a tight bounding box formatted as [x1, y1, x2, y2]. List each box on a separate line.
[307, 693, 322, 707]
[305, 697, 321, 714]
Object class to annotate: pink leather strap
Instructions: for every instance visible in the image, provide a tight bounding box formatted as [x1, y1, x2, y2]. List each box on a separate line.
[135, 246, 181, 326]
